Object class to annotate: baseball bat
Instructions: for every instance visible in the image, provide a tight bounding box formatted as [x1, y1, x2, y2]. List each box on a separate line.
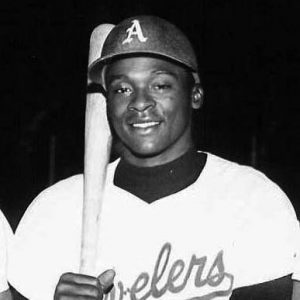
[80, 23, 115, 275]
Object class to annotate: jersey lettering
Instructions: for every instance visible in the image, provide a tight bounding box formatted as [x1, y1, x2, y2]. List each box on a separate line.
[122, 20, 148, 44]
[104, 242, 234, 300]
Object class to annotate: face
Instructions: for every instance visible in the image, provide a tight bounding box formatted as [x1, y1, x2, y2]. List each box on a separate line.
[105, 56, 202, 167]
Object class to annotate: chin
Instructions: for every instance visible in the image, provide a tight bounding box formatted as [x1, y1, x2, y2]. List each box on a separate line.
[131, 148, 162, 158]
[127, 143, 164, 159]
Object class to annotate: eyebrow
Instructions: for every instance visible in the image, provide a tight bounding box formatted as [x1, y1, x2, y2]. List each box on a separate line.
[106, 74, 125, 85]
[153, 70, 179, 79]
[106, 69, 179, 86]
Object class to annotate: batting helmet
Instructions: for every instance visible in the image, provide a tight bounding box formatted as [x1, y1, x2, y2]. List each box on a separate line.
[88, 15, 200, 87]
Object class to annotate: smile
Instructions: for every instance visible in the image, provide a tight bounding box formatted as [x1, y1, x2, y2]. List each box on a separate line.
[132, 121, 160, 129]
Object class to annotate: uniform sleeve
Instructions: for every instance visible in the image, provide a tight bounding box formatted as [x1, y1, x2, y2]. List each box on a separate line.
[230, 168, 300, 288]
[8, 176, 83, 300]
[0, 210, 13, 293]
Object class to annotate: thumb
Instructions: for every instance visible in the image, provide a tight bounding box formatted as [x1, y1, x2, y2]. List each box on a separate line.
[98, 269, 115, 293]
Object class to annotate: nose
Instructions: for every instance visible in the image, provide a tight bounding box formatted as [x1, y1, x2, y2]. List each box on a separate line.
[128, 89, 155, 112]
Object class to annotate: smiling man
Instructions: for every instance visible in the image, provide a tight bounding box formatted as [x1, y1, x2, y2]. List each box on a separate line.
[8, 16, 300, 300]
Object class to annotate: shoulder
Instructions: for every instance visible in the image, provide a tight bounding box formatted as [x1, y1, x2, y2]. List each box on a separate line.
[27, 174, 84, 209]
[16, 174, 84, 232]
[20, 158, 119, 219]
[206, 152, 279, 187]
[14, 159, 119, 235]
[12, 173, 87, 247]
[205, 152, 295, 215]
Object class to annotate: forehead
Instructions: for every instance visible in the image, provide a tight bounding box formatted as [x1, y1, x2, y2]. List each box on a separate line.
[105, 56, 189, 82]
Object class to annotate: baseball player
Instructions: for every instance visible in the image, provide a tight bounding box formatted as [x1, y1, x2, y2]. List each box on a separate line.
[0, 209, 13, 300]
[8, 16, 300, 300]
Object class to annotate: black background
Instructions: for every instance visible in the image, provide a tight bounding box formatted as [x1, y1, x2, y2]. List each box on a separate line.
[1, 0, 299, 229]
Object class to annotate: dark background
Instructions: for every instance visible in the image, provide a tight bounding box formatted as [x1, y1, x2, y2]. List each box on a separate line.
[1, 0, 299, 230]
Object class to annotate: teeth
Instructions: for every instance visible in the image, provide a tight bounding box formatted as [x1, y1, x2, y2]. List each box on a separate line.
[132, 122, 159, 128]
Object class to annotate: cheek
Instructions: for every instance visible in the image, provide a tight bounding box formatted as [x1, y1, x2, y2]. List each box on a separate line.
[163, 94, 192, 123]
[107, 100, 125, 123]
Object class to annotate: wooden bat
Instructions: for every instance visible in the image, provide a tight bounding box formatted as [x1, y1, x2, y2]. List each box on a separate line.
[80, 23, 115, 275]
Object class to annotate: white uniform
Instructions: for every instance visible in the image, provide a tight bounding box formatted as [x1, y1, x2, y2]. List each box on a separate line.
[0, 210, 13, 293]
[8, 153, 300, 300]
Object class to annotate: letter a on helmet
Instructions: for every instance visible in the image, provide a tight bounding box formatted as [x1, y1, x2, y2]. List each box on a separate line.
[122, 20, 148, 44]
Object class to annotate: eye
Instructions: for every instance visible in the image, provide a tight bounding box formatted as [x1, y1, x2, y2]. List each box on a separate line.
[114, 87, 132, 95]
[156, 84, 171, 90]
[152, 83, 172, 92]
[108, 82, 133, 97]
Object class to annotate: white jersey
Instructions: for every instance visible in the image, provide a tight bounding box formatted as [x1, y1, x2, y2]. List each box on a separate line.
[0, 209, 13, 293]
[8, 153, 300, 300]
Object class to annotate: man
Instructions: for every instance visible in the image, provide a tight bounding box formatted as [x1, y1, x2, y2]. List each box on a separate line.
[8, 16, 300, 300]
[0, 209, 12, 300]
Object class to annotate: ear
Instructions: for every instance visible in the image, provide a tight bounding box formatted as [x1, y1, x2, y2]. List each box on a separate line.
[191, 84, 204, 109]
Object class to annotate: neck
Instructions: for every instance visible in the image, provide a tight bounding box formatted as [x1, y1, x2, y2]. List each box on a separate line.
[121, 136, 195, 168]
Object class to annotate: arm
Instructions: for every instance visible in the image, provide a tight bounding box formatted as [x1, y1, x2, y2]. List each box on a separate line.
[292, 280, 300, 300]
[0, 289, 13, 300]
[230, 275, 293, 300]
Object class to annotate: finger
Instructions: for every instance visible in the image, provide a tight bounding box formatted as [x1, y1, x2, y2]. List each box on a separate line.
[56, 281, 102, 297]
[57, 295, 96, 300]
[59, 272, 101, 288]
[98, 269, 115, 293]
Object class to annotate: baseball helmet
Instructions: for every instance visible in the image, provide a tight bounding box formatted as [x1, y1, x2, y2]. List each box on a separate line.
[88, 15, 200, 87]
